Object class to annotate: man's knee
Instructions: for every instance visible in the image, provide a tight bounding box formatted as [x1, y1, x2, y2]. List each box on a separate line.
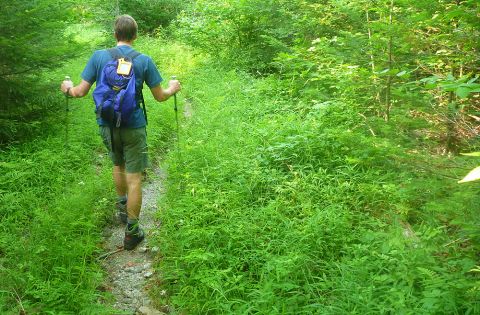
[126, 172, 142, 188]
[113, 164, 125, 173]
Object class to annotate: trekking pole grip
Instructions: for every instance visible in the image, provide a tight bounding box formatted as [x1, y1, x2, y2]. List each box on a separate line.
[64, 76, 72, 101]
[64, 76, 71, 110]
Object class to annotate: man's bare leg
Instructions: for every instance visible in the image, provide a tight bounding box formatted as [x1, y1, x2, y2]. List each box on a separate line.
[113, 165, 127, 197]
[113, 165, 128, 223]
[123, 172, 144, 250]
[126, 172, 142, 219]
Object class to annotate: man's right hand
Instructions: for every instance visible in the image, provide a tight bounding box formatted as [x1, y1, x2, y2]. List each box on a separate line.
[150, 80, 182, 102]
[168, 79, 181, 95]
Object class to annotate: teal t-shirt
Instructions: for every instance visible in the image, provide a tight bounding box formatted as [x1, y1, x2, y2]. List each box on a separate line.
[81, 45, 163, 128]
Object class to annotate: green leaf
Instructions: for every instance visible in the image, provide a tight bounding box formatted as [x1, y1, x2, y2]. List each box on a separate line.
[446, 73, 455, 81]
[420, 76, 439, 85]
[467, 76, 479, 84]
[455, 87, 471, 99]
[439, 83, 458, 91]
[461, 152, 480, 157]
[458, 166, 480, 183]
[460, 83, 480, 88]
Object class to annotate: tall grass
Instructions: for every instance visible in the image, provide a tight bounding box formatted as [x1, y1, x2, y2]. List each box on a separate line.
[155, 60, 480, 313]
[1, 32, 477, 313]
[0, 87, 114, 313]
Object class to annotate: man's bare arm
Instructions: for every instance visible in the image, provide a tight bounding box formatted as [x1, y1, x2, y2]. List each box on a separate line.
[60, 79, 92, 98]
[150, 80, 181, 102]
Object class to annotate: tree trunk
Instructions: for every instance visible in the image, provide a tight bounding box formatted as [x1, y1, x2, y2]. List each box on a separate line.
[446, 91, 459, 154]
[366, 10, 382, 108]
[384, 0, 394, 122]
[366, 11, 375, 73]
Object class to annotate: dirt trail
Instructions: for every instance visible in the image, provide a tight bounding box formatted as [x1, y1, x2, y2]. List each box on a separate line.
[99, 167, 166, 315]
[99, 98, 192, 314]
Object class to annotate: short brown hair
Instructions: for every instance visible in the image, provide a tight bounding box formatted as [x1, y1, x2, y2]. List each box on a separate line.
[114, 15, 138, 41]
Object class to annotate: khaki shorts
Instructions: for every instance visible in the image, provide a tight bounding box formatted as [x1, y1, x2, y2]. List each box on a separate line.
[99, 126, 149, 173]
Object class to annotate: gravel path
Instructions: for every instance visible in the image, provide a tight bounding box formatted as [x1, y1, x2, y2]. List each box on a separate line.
[99, 167, 167, 315]
[99, 98, 192, 314]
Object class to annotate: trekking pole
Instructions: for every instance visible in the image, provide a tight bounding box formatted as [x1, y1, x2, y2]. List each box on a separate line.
[64, 76, 71, 150]
[63, 76, 72, 191]
[171, 76, 181, 158]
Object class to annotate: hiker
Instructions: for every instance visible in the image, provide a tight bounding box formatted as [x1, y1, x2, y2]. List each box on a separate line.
[60, 15, 181, 250]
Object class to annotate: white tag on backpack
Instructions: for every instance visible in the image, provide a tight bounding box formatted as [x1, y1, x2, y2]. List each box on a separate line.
[117, 58, 132, 75]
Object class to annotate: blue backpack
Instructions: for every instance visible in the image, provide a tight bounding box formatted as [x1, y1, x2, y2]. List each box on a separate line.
[93, 48, 147, 128]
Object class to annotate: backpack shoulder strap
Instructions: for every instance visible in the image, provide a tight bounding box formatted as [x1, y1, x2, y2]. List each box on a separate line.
[126, 50, 147, 125]
[126, 50, 142, 61]
[107, 47, 123, 60]
[107, 48, 141, 61]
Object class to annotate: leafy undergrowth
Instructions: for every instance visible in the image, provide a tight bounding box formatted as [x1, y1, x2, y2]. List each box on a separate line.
[1, 32, 478, 313]
[155, 60, 480, 313]
[0, 89, 115, 313]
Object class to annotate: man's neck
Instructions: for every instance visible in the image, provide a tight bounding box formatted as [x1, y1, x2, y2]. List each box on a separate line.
[117, 41, 133, 47]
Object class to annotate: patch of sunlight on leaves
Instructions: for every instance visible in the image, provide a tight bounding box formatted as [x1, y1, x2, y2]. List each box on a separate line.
[65, 23, 107, 46]
[458, 152, 480, 183]
[458, 166, 480, 183]
[461, 152, 480, 157]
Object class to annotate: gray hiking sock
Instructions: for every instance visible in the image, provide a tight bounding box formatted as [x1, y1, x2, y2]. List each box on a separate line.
[116, 196, 128, 224]
[117, 195, 127, 204]
[126, 218, 139, 233]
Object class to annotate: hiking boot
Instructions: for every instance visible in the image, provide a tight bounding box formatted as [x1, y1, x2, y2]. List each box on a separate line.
[124, 227, 145, 250]
[116, 200, 127, 224]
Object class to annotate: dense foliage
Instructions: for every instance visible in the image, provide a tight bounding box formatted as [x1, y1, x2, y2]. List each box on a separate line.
[0, 92, 113, 312]
[0, 0, 120, 147]
[1, 0, 479, 313]
[117, 0, 192, 32]
[158, 61, 479, 314]
[174, 0, 480, 152]
[0, 0, 85, 144]
[154, 0, 480, 313]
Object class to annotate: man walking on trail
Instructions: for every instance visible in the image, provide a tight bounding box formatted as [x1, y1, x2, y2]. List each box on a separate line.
[60, 15, 181, 250]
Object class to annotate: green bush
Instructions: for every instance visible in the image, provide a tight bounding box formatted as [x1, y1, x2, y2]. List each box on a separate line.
[155, 59, 480, 313]
[119, 0, 191, 33]
[173, 0, 299, 73]
[0, 96, 114, 313]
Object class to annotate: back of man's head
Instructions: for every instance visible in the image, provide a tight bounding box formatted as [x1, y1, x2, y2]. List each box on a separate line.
[114, 15, 138, 42]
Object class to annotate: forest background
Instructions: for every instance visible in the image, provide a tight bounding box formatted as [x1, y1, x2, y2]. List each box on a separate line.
[0, 0, 479, 313]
